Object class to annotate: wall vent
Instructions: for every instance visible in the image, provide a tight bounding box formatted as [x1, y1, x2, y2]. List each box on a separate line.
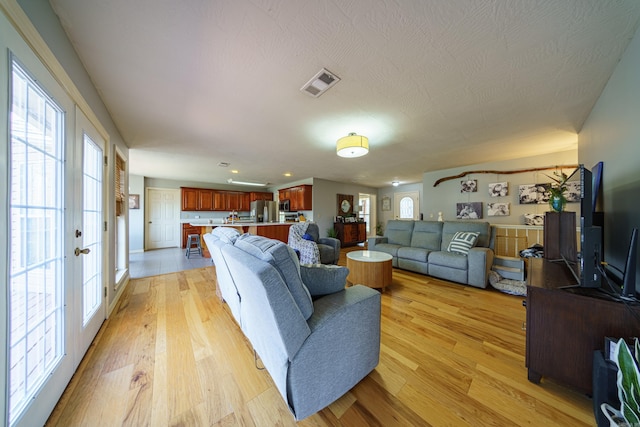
[300, 68, 340, 98]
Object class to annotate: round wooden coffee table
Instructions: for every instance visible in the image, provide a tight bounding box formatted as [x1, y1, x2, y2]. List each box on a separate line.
[346, 250, 393, 292]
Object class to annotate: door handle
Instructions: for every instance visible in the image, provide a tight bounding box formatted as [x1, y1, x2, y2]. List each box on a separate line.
[74, 247, 91, 256]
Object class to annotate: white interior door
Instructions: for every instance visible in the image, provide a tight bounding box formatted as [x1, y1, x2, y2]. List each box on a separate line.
[146, 188, 180, 249]
[394, 191, 420, 220]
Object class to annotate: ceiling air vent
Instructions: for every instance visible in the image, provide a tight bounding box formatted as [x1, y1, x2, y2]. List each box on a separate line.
[217, 162, 230, 167]
[300, 68, 340, 98]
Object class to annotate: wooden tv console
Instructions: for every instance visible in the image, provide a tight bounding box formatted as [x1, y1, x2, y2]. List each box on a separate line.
[525, 258, 640, 394]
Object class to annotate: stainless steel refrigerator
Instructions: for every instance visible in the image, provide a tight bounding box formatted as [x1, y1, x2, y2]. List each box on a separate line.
[250, 200, 278, 222]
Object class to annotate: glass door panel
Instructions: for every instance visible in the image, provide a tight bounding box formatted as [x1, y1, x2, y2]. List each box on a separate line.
[9, 58, 65, 426]
[81, 135, 103, 324]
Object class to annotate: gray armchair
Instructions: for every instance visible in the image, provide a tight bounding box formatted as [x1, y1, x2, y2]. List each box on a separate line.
[220, 234, 380, 420]
[288, 222, 340, 264]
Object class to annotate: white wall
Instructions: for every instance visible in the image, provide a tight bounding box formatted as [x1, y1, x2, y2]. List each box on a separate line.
[579, 25, 640, 292]
[311, 178, 378, 238]
[129, 174, 145, 252]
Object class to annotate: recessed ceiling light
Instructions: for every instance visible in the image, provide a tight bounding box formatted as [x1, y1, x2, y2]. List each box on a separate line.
[283, 172, 292, 177]
[231, 170, 239, 174]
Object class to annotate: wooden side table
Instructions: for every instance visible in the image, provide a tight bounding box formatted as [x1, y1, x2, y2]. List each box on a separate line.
[346, 250, 393, 291]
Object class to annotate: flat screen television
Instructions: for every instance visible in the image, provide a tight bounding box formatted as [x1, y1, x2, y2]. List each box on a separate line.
[562, 164, 603, 288]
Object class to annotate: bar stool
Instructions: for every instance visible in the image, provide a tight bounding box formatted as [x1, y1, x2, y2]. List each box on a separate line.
[185, 234, 202, 258]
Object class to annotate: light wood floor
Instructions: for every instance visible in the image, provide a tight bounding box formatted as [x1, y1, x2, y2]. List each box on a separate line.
[46, 249, 595, 426]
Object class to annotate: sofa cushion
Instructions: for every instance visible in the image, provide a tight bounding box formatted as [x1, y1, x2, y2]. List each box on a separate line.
[429, 250, 468, 270]
[234, 234, 314, 319]
[384, 220, 415, 246]
[371, 243, 403, 258]
[410, 221, 443, 250]
[212, 226, 241, 244]
[447, 231, 479, 255]
[299, 264, 348, 297]
[441, 221, 491, 251]
[397, 246, 430, 263]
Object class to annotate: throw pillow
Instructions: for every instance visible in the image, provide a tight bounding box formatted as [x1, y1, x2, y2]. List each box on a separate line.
[302, 233, 314, 241]
[447, 231, 479, 255]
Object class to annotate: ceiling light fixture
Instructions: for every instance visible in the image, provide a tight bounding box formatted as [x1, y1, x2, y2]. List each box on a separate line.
[337, 133, 369, 158]
[392, 181, 400, 187]
[226, 178, 267, 187]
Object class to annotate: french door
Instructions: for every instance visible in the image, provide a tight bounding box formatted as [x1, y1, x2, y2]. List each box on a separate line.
[7, 55, 106, 427]
[75, 107, 106, 356]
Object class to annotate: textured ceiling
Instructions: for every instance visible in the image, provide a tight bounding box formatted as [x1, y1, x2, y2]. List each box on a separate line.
[48, 0, 640, 188]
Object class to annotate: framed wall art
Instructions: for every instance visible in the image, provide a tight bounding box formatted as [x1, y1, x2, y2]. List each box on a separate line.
[518, 183, 551, 204]
[487, 202, 509, 216]
[381, 196, 391, 211]
[460, 179, 477, 193]
[524, 213, 545, 226]
[129, 194, 140, 209]
[488, 182, 508, 197]
[456, 202, 482, 219]
[337, 194, 354, 215]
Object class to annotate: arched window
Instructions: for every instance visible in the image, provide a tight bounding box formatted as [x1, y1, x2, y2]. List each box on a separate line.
[399, 196, 414, 219]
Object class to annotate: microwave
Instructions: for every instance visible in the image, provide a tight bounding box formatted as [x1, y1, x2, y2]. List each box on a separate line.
[279, 199, 290, 212]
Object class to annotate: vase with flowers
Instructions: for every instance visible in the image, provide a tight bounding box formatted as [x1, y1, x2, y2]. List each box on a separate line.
[546, 171, 569, 212]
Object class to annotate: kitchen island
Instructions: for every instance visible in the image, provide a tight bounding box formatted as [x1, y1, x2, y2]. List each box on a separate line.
[182, 221, 295, 256]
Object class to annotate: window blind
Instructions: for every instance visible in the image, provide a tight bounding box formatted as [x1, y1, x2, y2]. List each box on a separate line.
[115, 153, 124, 216]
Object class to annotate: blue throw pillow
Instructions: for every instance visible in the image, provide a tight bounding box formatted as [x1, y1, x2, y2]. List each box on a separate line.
[302, 233, 314, 241]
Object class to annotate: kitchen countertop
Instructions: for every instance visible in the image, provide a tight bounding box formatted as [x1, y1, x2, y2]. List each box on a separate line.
[185, 221, 296, 227]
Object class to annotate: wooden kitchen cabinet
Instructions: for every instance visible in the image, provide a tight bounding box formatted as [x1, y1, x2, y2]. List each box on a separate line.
[182, 187, 253, 212]
[213, 191, 226, 211]
[198, 189, 214, 211]
[280, 185, 312, 211]
[240, 192, 251, 211]
[250, 192, 274, 201]
[181, 187, 198, 211]
[358, 222, 366, 242]
[334, 222, 366, 246]
[182, 223, 201, 248]
[278, 189, 291, 202]
[211, 191, 251, 211]
[182, 187, 215, 211]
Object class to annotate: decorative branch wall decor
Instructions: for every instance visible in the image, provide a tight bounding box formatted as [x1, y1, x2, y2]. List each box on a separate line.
[433, 164, 579, 187]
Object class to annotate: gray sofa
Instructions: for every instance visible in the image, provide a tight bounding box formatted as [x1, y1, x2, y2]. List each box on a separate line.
[204, 227, 381, 420]
[368, 220, 495, 288]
